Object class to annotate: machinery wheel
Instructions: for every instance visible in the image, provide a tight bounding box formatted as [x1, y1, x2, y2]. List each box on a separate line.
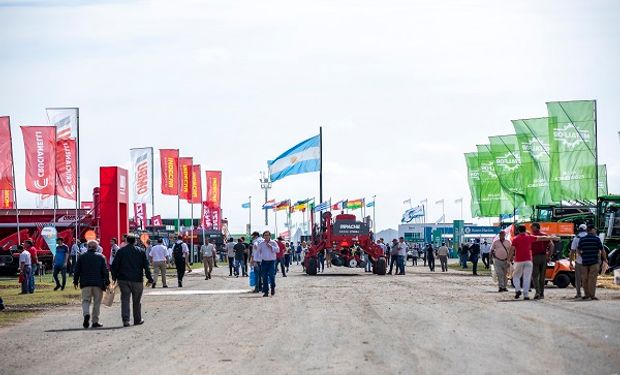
[306, 257, 318, 275]
[554, 273, 570, 289]
[349, 259, 358, 268]
[374, 257, 387, 275]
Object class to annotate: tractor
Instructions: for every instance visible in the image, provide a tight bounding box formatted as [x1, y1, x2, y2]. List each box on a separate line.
[303, 211, 387, 275]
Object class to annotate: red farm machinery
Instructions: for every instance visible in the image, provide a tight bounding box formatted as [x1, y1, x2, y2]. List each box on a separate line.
[303, 211, 388, 275]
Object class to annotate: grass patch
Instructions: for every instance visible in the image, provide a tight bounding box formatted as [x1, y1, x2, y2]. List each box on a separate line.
[0, 273, 81, 327]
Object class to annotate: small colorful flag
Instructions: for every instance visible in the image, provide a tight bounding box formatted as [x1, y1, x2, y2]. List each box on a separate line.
[345, 198, 364, 210]
[241, 202, 250, 208]
[262, 199, 276, 209]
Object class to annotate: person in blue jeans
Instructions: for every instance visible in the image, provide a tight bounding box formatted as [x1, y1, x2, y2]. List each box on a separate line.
[256, 231, 279, 297]
[53, 238, 70, 290]
[318, 249, 325, 273]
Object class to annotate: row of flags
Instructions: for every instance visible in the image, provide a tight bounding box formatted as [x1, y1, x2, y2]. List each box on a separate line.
[243, 197, 376, 212]
[465, 100, 607, 218]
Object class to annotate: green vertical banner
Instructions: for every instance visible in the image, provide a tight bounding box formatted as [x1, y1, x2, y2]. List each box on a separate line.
[512, 118, 554, 206]
[432, 229, 442, 247]
[477, 144, 513, 216]
[598, 164, 608, 196]
[547, 100, 597, 202]
[453, 219, 464, 256]
[488, 134, 526, 208]
[464, 153, 481, 217]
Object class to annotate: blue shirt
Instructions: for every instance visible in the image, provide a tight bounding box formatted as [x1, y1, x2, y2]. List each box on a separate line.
[54, 244, 69, 267]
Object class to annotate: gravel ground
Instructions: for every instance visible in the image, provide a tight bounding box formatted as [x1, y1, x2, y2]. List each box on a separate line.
[1, 260, 619, 375]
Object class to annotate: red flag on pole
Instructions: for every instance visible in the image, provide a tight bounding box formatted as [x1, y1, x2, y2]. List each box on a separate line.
[20, 126, 56, 195]
[151, 215, 163, 226]
[205, 170, 222, 208]
[134, 202, 147, 230]
[190, 164, 202, 204]
[55, 138, 77, 200]
[201, 202, 211, 229]
[179, 157, 193, 201]
[159, 149, 179, 195]
[0, 117, 15, 191]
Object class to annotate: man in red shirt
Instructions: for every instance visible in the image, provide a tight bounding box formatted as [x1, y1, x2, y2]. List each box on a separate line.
[276, 237, 287, 277]
[509, 225, 557, 300]
[530, 223, 554, 300]
[23, 240, 39, 294]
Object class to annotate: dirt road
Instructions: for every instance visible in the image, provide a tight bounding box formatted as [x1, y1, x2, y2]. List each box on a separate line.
[1, 262, 619, 375]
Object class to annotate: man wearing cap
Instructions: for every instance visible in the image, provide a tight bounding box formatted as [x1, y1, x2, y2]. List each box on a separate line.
[570, 224, 588, 299]
[52, 238, 70, 291]
[491, 230, 511, 292]
[111, 235, 153, 327]
[387, 239, 399, 275]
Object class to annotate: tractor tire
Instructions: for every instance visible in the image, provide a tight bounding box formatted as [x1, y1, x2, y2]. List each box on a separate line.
[374, 257, 387, 275]
[306, 257, 318, 275]
[554, 273, 570, 289]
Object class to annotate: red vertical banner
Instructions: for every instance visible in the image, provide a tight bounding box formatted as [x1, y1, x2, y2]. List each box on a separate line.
[55, 138, 77, 200]
[205, 170, 222, 208]
[159, 149, 179, 195]
[151, 215, 162, 226]
[134, 203, 147, 230]
[190, 164, 202, 204]
[212, 207, 221, 231]
[0, 117, 15, 191]
[1, 190, 14, 209]
[20, 126, 56, 195]
[179, 157, 193, 201]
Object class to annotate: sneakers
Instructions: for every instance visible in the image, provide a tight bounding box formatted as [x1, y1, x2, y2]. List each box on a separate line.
[162, 285, 168, 288]
[83, 314, 90, 329]
[514, 291, 522, 299]
[91, 322, 103, 328]
[123, 321, 130, 327]
[524, 297, 530, 301]
[262, 293, 269, 297]
[134, 320, 145, 325]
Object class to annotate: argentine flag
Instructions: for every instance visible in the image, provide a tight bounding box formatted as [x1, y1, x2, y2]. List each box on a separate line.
[268, 134, 320, 182]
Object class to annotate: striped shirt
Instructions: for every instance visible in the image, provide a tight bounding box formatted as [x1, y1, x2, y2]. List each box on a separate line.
[578, 234, 603, 266]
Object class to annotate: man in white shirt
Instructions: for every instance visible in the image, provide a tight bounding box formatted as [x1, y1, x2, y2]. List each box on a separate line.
[570, 224, 588, 299]
[225, 238, 236, 277]
[256, 231, 279, 297]
[149, 238, 169, 288]
[437, 243, 450, 272]
[396, 237, 408, 275]
[481, 240, 492, 269]
[201, 239, 216, 280]
[490, 230, 511, 292]
[19, 245, 32, 295]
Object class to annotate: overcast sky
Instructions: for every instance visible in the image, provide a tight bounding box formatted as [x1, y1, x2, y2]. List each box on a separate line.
[1, 0, 618, 234]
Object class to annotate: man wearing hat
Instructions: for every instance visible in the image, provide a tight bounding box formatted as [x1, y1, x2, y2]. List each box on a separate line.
[570, 224, 588, 299]
[387, 239, 399, 275]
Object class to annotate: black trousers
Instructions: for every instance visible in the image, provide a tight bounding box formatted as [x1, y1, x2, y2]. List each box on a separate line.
[427, 256, 435, 271]
[228, 257, 235, 275]
[482, 253, 490, 269]
[174, 258, 185, 282]
[388, 255, 398, 273]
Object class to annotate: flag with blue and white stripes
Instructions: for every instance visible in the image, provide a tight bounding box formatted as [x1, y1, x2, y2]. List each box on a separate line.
[268, 134, 320, 182]
[313, 201, 330, 212]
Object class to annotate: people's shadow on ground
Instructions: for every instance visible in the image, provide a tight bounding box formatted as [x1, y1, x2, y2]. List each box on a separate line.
[45, 326, 126, 333]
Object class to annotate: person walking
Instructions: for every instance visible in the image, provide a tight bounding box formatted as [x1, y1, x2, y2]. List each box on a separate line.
[23, 240, 39, 293]
[531, 222, 554, 300]
[387, 239, 399, 275]
[510, 225, 556, 300]
[578, 225, 608, 300]
[256, 231, 279, 297]
[53, 238, 69, 291]
[396, 237, 408, 275]
[18, 245, 32, 295]
[469, 240, 481, 276]
[111, 235, 153, 327]
[570, 224, 588, 299]
[110, 238, 120, 268]
[225, 238, 235, 277]
[149, 238, 169, 288]
[491, 230, 511, 292]
[69, 237, 79, 276]
[234, 238, 247, 277]
[171, 236, 189, 287]
[73, 240, 110, 329]
[295, 242, 302, 265]
[459, 243, 469, 269]
[437, 242, 449, 272]
[480, 240, 491, 269]
[425, 243, 436, 272]
[276, 237, 287, 277]
[250, 232, 262, 293]
[201, 239, 216, 280]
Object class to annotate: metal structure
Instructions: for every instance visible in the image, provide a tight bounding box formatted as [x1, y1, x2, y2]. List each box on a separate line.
[259, 172, 272, 226]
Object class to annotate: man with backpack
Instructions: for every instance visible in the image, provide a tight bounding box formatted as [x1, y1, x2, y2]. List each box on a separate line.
[171, 235, 190, 287]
